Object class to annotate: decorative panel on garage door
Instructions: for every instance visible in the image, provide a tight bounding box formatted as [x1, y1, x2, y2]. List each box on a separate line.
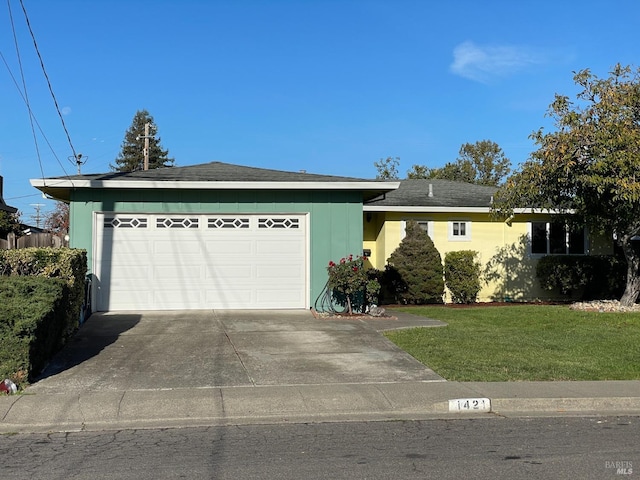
[94, 214, 308, 311]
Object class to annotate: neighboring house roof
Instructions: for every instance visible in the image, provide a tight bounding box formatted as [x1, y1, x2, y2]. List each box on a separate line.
[20, 224, 46, 235]
[364, 179, 498, 213]
[0, 176, 18, 214]
[30, 161, 399, 202]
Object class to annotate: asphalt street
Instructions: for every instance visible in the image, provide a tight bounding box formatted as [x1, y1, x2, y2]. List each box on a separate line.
[2, 416, 637, 479]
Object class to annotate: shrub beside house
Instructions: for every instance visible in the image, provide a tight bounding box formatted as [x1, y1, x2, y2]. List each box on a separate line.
[385, 220, 444, 304]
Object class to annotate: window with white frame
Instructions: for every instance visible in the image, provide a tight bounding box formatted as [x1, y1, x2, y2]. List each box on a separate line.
[530, 222, 587, 255]
[401, 219, 433, 240]
[448, 220, 471, 241]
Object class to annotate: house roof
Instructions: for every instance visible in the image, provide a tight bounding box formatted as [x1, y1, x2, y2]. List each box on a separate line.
[0, 176, 18, 214]
[364, 179, 498, 213]
[30, 161, 399, 202]
[0, 198, 17, 214]
[0, 201, 17, 214]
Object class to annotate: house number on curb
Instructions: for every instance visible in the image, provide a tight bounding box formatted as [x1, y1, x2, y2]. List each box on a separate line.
[448, 398, 491, 412]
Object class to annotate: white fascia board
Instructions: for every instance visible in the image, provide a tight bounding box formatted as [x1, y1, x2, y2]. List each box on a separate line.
[363, 205, 492, 213]
[30, 179, 400, 191]
[30, 178, 72, 188]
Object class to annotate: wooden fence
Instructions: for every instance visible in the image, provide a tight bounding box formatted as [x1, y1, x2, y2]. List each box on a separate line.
[0, 232, 68, 250]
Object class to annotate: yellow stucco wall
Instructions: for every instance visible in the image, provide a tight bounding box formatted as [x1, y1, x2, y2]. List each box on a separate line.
[363, 211, 614, 303]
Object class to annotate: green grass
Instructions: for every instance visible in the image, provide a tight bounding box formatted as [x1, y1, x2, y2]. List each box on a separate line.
[384, 305, 640, 381]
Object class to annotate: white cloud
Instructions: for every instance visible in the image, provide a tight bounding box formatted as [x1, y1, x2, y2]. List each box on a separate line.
[450, 41, 542, 83]
[61, 106, 72, 115]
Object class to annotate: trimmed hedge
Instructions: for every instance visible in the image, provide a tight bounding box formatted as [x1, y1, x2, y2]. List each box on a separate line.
[444, 250, 482, 304]
[536, 255, 626, 300]
[0, 276, 68, 385]
[0, 248, 87, 338]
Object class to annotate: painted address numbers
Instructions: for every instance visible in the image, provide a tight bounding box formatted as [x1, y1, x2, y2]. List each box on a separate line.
[448, 398, 491, 412]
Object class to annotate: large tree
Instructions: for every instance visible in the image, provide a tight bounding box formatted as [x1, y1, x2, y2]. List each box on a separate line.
[374, 156, 400, 180]
[455, 140, 511, 186]
[406, 164, 430, 179]
[403, 140, 510, 185]
[111, 110, 174, 172]
[492, 64, 640, 306]
[422, 160, 477, 183]
[44, 202, 69, 235]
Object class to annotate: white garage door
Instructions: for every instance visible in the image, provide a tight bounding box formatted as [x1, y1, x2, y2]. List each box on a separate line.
[93, 213, 308, 311]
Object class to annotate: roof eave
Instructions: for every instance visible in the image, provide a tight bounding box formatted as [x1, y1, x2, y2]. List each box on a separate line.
[30, 178, 400, 201]
[0, 205, 18, 214]
[364, 205, 493, 213]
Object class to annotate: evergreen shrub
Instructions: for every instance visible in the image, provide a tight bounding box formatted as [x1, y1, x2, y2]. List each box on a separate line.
[0, 248, 87, 338]
[444, 250, 482, 304]
[386, 221, 444, 304]
[0, 276, 68, 386]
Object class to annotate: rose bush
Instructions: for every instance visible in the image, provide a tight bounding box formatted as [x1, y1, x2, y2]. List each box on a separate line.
[327, 254, 380, 314]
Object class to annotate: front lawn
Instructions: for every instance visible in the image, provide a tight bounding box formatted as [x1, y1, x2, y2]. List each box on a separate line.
[384, 305, 640, 381]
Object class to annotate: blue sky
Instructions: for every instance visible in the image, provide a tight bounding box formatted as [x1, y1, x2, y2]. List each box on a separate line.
[1, 0, 638, 221]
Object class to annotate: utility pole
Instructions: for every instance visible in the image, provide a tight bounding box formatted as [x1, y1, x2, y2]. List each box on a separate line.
[68, 153, 88, 174]
[30, 203, 45, 229]
[137, 122, 153, 171]
[143, 122, 150, 171]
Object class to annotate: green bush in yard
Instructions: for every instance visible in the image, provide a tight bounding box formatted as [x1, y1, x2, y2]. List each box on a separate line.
[536, 255, 626, 300]
[374, 265, 405, 305]
[0, 248, 87, 338]
[386, 220, 444, 304]
[444, 250, 482, 304]
[0, 276, 68, 386]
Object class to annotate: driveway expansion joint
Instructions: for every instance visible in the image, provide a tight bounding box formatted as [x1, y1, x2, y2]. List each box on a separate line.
[224, 331, 256, 386]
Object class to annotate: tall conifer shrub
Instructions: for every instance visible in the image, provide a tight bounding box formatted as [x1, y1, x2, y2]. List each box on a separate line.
[387, 221, 444, 304]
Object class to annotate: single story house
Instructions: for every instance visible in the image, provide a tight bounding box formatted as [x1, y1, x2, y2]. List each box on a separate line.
[364, 179, 614, 302]
[31, 162, 398, 311]
[31, 162, 615, 311]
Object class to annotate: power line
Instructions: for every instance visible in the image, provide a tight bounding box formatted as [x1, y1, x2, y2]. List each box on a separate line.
[18, 0, 80, 166]
[6, 193, 46, 200]
[0, 49, 70, 176]
[7, 0, 44, 179]
[2, 2, 71, 177]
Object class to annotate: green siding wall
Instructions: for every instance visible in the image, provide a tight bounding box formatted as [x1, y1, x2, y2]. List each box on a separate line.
[70, 188, 364, 310]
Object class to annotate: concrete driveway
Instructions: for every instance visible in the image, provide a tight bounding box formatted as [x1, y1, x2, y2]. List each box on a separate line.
[28, 310, 444, 394]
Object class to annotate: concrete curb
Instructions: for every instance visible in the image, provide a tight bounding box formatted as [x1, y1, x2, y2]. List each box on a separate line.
[491, 397, 640, 415]
[1, 381, 639, 433]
